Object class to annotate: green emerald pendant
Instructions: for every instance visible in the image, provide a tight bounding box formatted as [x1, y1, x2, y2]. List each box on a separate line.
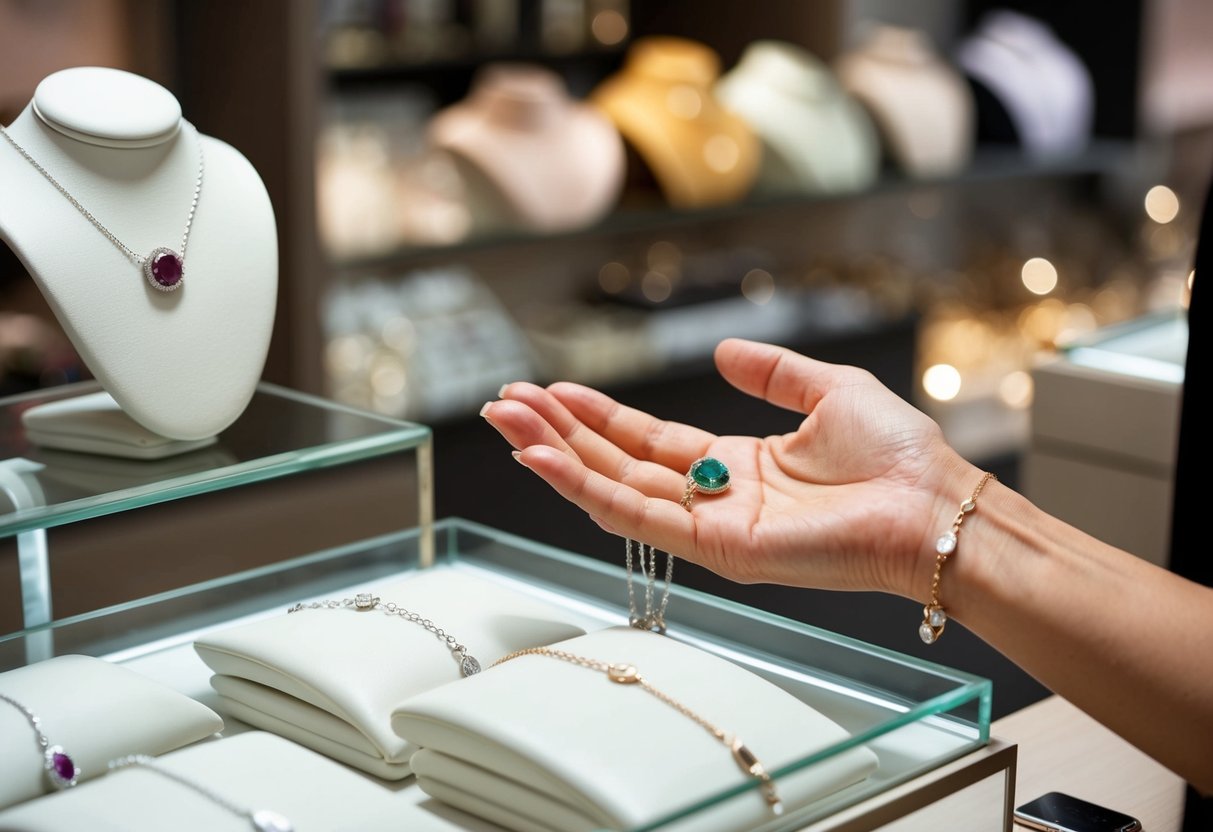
[689, 457, 730, 494]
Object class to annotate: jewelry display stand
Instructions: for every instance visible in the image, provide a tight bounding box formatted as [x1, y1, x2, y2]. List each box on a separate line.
[956, 11, 1094, 159]
[0, 67, 277, 450]
[428, 64, 625, 233]
[715, 41, 879, 196]
[592, 37, 761, 208]
[836, 26, 975, 178]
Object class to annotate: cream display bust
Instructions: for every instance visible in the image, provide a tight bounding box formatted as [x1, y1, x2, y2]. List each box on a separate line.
[837, 26, 975, 178]
[428, 64, 624, 233]
[716, 40, 880, 195]
[0, 67, 276, 441]
[592, 37, 761, 208]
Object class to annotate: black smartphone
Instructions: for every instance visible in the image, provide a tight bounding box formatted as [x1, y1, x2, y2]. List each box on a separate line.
[1014, 791, 1142, 832]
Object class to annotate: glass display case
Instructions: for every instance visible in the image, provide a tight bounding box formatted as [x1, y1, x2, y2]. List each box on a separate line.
[0, 519, 1006, 831]
[0, 381, 433, 641]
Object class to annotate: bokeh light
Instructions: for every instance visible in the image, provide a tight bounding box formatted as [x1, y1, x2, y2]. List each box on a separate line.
[1021, 257, 1058, 295]
[923, 364, 962, 401]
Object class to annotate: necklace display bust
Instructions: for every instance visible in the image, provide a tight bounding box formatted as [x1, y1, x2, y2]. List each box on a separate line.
[428, 64, 624, 233]
[592, 37, 760, 208]
[0, 67, 276, 446]
[957, 11, 1093, 158]
[716, 40, 879, 195]
[837, 26, 974, 179]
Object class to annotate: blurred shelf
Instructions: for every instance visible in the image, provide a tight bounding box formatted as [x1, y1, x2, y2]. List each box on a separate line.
[327, 48, 628, 93]
[329, 139, 1137, 274]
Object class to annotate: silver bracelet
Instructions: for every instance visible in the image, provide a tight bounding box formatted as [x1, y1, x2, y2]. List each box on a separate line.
[0, 691, 80, 789]
[287, 592, 483, 677]
[108, 755, 292, 832]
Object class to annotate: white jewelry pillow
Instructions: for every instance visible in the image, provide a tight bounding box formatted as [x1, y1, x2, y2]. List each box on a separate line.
[0, 654, 223, 810]
[0, 731, 472, 831]
[392, 626, 879, 831]
[194, 568, 588, 778]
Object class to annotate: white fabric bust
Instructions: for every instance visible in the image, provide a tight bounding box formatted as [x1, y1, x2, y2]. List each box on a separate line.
[716, 40, 880, 195]
[0, 67, 276, 441]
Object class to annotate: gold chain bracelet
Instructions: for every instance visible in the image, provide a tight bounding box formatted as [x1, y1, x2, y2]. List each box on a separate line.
[919, 472, 996, 644]
[492, 646, 783, 815]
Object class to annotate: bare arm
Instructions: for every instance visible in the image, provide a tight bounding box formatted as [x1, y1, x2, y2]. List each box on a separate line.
[483, 338, 1213, 790]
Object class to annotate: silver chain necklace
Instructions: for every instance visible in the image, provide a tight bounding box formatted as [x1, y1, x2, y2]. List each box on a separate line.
[0, 121, 203, 293]
[0, 691, 80, 790]
[108, 755, 292, 832]
[288, 592, 483, 677]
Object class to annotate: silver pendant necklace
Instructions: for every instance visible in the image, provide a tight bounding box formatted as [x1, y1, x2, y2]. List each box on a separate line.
[0, 121, 203, 293]
[288, 592, 483, 677]
[0, 691, 80, 790]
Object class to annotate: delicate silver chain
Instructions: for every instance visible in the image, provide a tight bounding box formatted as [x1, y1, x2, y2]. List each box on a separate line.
[287, 593, 482, 676]
[108, 755, 293, 832]
[0, 691, 51, 749]
[626, 538, 674, 634]
[0, 121, 204, 266]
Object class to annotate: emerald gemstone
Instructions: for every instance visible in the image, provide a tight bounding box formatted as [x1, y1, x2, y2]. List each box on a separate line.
[689, 457, 730, 494]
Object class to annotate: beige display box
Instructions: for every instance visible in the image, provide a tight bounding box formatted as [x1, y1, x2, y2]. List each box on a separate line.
[1026, 314, 1186, 567]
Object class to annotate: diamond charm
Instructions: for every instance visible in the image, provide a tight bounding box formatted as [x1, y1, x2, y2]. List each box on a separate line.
[354, 592, 378, 611]
[919, 623, 937, 644]
[44, 746, 78, 789]
[929, 607, 947, 628]
[144, 247, 184, 292]
[251, 809, 294, 832]
[935, 532, 957, 555]
[460, 655, 482, 677]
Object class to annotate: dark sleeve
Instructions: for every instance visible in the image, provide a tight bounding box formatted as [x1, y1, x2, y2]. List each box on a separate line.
[1169, 187, 1205, 586]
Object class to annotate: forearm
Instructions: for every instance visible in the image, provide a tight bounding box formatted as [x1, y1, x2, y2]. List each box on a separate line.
[934, 465, 1213, 791]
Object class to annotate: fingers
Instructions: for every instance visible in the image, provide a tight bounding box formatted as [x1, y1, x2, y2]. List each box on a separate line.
[479, 397, 578, 460]
[714, 338, 859, 415]
[546, 382, 716, 473]
[514, 445, 697, 555]
[492, 383, 688, 500]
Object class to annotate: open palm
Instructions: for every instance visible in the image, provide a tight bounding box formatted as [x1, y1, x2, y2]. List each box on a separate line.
[483, 339, 974, 600]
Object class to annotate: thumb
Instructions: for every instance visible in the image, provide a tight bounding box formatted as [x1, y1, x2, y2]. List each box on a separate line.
[714, 338, 851, 415]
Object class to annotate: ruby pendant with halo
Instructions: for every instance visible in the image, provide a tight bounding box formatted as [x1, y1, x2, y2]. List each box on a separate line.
[44, 745, 79, 789]
[144, 247, 184, 292]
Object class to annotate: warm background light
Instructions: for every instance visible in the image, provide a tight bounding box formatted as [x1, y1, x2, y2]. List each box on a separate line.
[1021, 257, 1058, 295]
[998, 371, 1034, 409]
[1144, 185, 1180, 224]
[923, 363, 962, 401]
[740, 268, 775, 305]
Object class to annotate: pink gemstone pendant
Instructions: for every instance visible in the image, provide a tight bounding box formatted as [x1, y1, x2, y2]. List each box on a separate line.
[44, 745, 79, 789]
[144, 247, 184, 292]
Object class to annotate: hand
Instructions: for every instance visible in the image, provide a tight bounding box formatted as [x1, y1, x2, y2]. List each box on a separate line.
[482, 339, 979, 599]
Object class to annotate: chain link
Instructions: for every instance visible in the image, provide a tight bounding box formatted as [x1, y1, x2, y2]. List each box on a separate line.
[491, 646, 783, 813]
[108, 755, 293, 831]
[0, 121, 204, 266]
[0, 692, 50, 749]
[287, 593, 481, 676]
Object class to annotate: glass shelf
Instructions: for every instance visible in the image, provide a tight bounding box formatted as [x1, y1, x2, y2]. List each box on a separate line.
[0, 381, 433, 642]
[1061, 311, 1188, 384]
[0, 518, 994, 831]
[330, 140, 1134, 274]
[0, 381, 430, 537]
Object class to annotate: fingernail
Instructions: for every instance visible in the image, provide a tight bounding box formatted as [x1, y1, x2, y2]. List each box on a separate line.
[498, 383, 510, 398]
[511, 450, 528, 466]
[479, 401, 493, 419]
